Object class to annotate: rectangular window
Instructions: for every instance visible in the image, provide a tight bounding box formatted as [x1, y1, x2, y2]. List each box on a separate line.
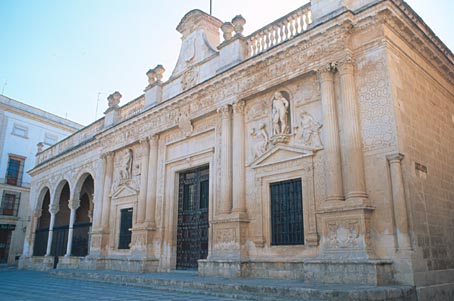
[6, 155, 25, 186]
[118, 208, 133, 249]
[11, 123, 28, 138]
[270, 178, 304, 245]
[44, 133, 58, 146]
[1, 191, 20, 216]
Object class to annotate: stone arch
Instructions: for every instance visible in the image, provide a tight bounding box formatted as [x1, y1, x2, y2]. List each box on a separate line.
[72, 171, 95, 202]
[51, 180, 71, 256]
[70, 173, 94, 257]
[33, 186, 51, 256]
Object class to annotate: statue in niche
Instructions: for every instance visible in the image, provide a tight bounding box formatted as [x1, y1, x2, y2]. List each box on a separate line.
[120, 149, 133, 181]
[250, 122, 269, 160]
[298, 111, 323, 148]
[271, 91, 290, 136]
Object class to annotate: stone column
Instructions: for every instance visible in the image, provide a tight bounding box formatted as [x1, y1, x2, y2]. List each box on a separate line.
[101, 152, 114, 230]
[145, 135, 159, 228]
[45, 203, 59, 256]
[337, 56, 368, 202]
[387, 153, 411, 250]
[232, 101, 247, 214]
[65, 199, 81, 256]
[218, 105, 233, 214]
[92, 156, 105, 230]
[137, 138, 150, 225]
[318, 65, 344, 202]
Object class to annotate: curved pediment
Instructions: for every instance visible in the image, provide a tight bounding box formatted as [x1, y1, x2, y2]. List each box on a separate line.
[249, 144, 314, 169]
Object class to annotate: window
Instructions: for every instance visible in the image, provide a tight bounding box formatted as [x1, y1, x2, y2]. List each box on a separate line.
[1, 191, 20, 216]
[11, 123, 28, 138]
[118, 208, 133, 249]
[44, 133, 58, 146]
[6, 155, 25, 186]
[270, 178, 304, 245]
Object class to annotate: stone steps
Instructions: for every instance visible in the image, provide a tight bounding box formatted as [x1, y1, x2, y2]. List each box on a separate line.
[50, 269, 417, 301]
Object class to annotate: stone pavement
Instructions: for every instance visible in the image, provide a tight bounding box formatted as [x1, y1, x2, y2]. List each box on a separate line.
[0, 267, 417, 301]
[0, 269, 241, 301]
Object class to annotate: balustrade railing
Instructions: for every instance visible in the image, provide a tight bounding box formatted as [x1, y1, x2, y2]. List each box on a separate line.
[246, 3, 312, 57]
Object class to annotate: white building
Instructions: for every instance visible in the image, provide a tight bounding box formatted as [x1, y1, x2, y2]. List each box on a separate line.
[0, 94, 81, 264]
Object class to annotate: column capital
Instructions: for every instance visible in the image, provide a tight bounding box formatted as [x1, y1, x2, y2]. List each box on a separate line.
[217, 104, 232, 119]
[101, 151, 114, 161]
[232, 100, 246, 114]
[387, 153, 404, 164]
[148, 134, 159, 146]
[49, 203, 59, 215]
[317, 63, 336, 82]
[336, 54, 355, 75]
[68, 199, 81, 211]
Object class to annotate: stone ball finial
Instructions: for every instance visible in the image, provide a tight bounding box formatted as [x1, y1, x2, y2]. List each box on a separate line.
[107, 91, 122, 108]
[231, 15, 246, 36]
[221, 22, 234, 41]
[154, 64, 165, 82]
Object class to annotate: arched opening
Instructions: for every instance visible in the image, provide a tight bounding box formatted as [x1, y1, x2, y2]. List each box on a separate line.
[33, 188, 51, 256]
[71, 174, 94, 257]
[51, 182, 70, 256]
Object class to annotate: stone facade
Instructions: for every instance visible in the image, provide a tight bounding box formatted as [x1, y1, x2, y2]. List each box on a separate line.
[19, 1, 453, 300]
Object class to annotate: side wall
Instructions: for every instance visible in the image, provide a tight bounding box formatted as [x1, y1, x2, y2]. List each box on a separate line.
[386, 25, 454, 300]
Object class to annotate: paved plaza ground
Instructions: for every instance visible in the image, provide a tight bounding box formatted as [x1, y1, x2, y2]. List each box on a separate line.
[0, 268, 241, 301]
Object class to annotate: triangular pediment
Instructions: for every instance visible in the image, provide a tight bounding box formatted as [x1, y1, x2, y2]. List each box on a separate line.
[249, 144, 314, 169]
[111, 184, 138, 199]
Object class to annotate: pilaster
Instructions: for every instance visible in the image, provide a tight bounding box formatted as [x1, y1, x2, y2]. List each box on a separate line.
[145, 135, 159, 228]
[218, 105, 233, 214]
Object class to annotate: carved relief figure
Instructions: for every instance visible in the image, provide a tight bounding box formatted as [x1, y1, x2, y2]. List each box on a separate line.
[298, 111, 323, 148]
[250, 122, 269, 159]
[120, 149, 133, 181]
[177, 111, 193, 137]
[271, 91, 290, 135]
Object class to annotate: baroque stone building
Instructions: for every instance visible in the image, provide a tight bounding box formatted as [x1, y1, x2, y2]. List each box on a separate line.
[20, 0, 453, 299]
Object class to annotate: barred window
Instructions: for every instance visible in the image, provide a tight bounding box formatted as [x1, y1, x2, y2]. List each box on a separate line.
[118, 208, 133, 249]
[1, 191, 20, 216]
[270, 178, 304, 245]
[6, 155, 25, 186]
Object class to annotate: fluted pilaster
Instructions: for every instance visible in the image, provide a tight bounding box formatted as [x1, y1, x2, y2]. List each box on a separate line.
[218, 105, 233, 214]
[101, 152, 114, 230]
[232, 101, 247, 213]
[137, 138, 150, 224]
[145, 135, 159, 227]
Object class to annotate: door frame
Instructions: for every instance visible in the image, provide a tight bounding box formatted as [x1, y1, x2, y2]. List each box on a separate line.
[163, 148, 215, 271]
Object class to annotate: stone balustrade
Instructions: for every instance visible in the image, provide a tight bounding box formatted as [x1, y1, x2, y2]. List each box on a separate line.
[246, 3, 312, 57]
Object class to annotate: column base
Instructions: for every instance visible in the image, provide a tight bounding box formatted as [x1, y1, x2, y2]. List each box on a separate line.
[210, 212, 249, 260]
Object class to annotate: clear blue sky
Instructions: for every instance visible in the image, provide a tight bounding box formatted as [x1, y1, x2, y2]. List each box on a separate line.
[1, 0, 453, 126]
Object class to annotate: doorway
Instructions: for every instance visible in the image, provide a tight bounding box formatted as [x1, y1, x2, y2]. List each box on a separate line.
[176, 166, 209, 270]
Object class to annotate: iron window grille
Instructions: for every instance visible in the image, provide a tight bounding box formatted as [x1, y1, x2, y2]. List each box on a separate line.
[1, 191, 21, 216]
[118, 208, 133, 249]
[270, 178, 304, 245]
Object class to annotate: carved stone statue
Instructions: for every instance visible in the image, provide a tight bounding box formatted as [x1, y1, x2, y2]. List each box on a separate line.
[120, 149, 133, 181]
[299, 111, 323, 148]
[271, 91, 290, 136]
[251, 122, 269, 159]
